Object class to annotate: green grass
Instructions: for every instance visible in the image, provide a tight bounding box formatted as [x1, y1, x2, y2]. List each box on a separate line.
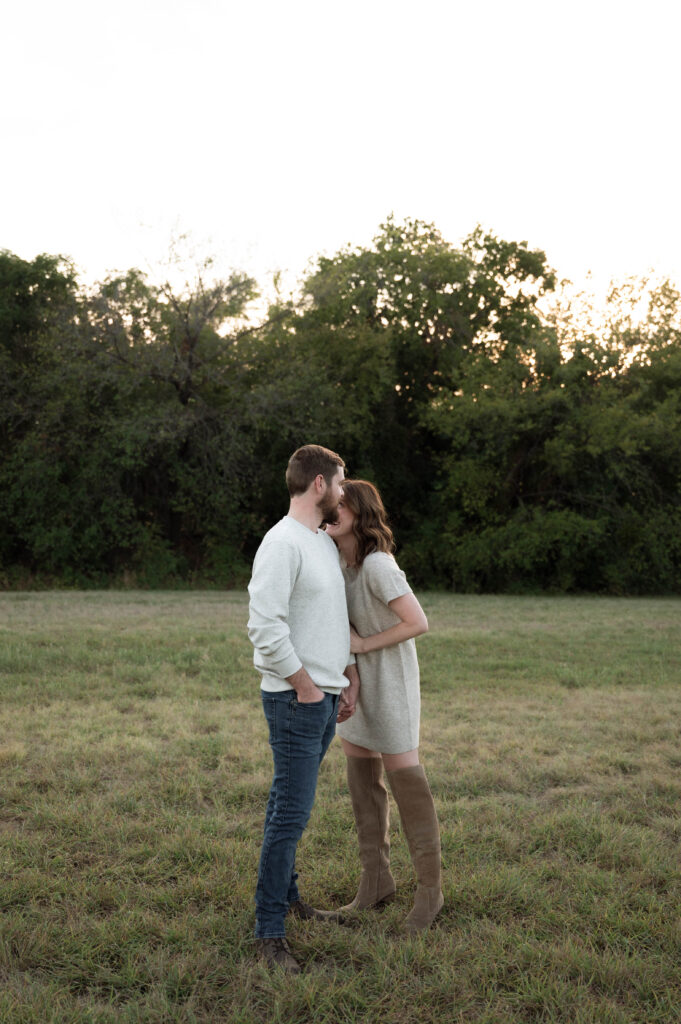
[1, 591, 680, 1023]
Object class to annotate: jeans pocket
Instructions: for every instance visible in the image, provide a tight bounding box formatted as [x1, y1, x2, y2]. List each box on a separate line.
[296, 694, 327, 709]
[262, 691, 297, 739]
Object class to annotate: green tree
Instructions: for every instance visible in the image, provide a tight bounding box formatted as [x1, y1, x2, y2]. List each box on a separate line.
[80, 255, 259, 581]
[0, 249, 260, 584]
[0, 250, 79, 445]
[0, 251, 83, 575]
[3, 229, 678, 594]
[422, 277, 681, 592]
[294, 217, 556, 561]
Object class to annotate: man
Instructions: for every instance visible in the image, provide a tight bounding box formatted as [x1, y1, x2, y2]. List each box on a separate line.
[247, 444, 360, 974]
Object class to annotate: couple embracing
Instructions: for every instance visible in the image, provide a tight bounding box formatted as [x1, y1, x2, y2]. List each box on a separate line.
[247, 444, 443, 974]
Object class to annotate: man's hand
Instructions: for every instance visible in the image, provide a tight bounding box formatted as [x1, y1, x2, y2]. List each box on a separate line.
[286, 665, 324, 703]
[336, 691, 355, 723]
[338, 664, 360, 722]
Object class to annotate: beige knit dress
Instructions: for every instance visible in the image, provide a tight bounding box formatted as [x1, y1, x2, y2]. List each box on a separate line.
[336, 551, 421, 754]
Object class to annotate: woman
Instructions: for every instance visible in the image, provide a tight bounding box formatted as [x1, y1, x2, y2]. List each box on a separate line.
[326, 479, 443, 933]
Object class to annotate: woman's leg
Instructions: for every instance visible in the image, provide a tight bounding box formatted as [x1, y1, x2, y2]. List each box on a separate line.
[338, 739, 396, 911]
[386, 759, 443, 933]
[340, 738, 380, 760]
[381, 748, 420, 771]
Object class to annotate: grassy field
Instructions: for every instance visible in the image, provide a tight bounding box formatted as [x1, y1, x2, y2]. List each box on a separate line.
[1, 591, 681, 1023]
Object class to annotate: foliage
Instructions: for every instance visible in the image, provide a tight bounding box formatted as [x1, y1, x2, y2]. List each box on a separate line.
[0, 251, 258, 584]
[1, 226, 680, 592]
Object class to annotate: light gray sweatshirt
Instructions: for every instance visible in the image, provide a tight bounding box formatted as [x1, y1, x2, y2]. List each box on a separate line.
[247, 516, 353, 693]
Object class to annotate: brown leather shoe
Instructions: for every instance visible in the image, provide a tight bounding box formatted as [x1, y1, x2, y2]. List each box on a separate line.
[256, 936, 301, 974]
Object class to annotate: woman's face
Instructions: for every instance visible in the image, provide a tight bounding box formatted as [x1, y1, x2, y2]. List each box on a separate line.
[325, 498, 355, 540]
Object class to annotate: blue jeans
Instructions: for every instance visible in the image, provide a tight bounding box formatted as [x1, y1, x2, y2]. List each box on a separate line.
[255, 689, 339, 938]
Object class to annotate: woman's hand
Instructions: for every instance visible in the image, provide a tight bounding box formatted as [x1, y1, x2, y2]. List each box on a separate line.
[337, 664, 360, 722]
[349, 626, 366, 655]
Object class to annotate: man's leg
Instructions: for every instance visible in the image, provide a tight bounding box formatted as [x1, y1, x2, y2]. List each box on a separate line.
[255, 691, 338, 939]
[290, 691, 338, 907]
[285, 693, 341, 916]
[262, 779, 299, 901]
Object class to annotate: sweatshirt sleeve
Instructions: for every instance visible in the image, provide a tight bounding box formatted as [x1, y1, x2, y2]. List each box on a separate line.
[247, 537, 303, 679]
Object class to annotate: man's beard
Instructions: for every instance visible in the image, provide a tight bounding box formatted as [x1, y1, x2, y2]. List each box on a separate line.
[318, 493, 340, 526]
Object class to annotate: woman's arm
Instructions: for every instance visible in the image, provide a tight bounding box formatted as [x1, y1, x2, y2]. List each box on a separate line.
[350, 593, 428, 654]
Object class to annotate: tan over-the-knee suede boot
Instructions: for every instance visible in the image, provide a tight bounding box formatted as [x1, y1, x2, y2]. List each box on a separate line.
[341, 756, 396, 911]
[387, 765, 443, 932]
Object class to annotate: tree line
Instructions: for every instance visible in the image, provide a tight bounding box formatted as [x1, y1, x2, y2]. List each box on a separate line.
[2, 218, 680, 592]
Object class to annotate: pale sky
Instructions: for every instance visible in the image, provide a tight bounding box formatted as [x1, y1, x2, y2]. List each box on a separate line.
[2, 0, 680, 297]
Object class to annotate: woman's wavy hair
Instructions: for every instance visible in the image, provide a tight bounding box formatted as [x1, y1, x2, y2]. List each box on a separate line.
[341, 479, 395, 567]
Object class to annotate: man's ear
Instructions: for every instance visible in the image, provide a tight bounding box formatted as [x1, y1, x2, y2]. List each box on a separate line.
[314, 474, 326, 493]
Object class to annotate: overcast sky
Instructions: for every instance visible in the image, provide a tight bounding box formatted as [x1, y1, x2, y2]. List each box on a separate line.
[2, 0, 680, 296]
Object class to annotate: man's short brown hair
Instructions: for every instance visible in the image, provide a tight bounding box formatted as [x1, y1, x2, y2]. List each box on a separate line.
[286, 444, 345, 497]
